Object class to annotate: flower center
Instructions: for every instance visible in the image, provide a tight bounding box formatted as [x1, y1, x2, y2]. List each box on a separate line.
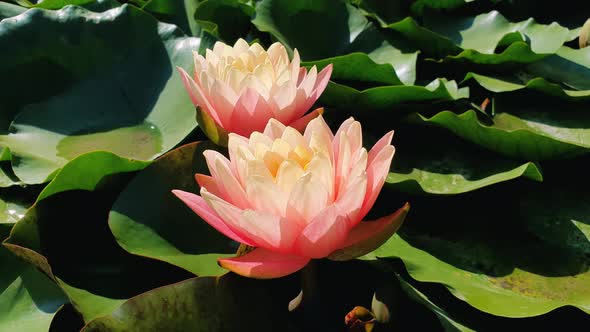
[258, 139, 313, 178]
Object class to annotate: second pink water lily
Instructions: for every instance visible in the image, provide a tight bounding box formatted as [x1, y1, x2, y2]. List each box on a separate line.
[173, 116, 408, 278]
[177, 39, 332, 140]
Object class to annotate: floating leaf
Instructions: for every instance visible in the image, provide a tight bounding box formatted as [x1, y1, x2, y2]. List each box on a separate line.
[109, 142, 236, 276]
[82, 274, 295, 331]
[303, 51, 416, 86]
[364, 232, 590, 317]
[0, 5, 199, 184]
[194, 0, 255, 42]
[397, 276, 475, 332]
[385, 124, 542, 195]
[527, 46, 590, 90]
[3, 152, 191, 322]
[319, 78, 468, 113]
[464, 72, 590, 101]
[0, 224, 68, 332]
[410, 109, 590, 160]
[388, 11, 577, 64]
[253, 0, 418, 85]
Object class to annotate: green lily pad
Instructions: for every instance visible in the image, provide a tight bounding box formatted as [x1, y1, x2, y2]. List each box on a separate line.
[0, 185, 37, 224]
[410, 0, 475, 16]
[20, 0, 96, 9]
[252, 0, 418, 85]
[109, 142, 236, 277]
[387, 11, 577, 64]
[398, 276, 475, 332]
[0, 4, 199, 184]
[387, 125, 542, 195]
[0, 224, 68, 332]
[82, 275, 296, 332]
[82, 274, 296, 331]
[36, 151, 150, 202]
[410, 109, 590, 160]
[3, 152, 192, 322]
[319, 78, 468, 113]
[464, 72, 590, 101]
[252, 0, 370, 59]
[426, 11, 575, 54]
[303, 51, 417, 86]
[528, 46, 590, 90]
[355, 0, 409, 26]
[194, 0, 255, 42]
[364, 232, 590, 317]
[0, 1, 26, 18]
[520, 182, 590, 256]
[0, 198, 27, 224]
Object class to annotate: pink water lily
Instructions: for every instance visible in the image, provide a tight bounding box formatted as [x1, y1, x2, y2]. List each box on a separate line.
[177, 38, 332, 140]
[173, 116, 408, 279]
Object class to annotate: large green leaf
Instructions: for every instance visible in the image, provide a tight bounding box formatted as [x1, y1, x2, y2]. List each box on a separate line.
[528, 46, 590, 90]
[36, 151, 150, 202]
[109, 142, 235, 277]
[410, 0, 475, 16]
[0, 1, 26, 18]
[397, 276, 475, 332]
[319, 78, 468, 113]
[520, 181, 590, 256]
[252, 0, 418, 85]
[0, 186, 37, 224]
[194, 0, 255, 42]
[0, 4, 199, 184]
[0, 224, 68, 332]
[82, 274, 296, 331]
[410, 109, 590, 160]
[387, 11, 577, 64]
[303, 51, 417, 86]
[3, 152, 192, 322]
[425, 11, 575, 54]
[464, 72, 590, 101]
[252, 0, 369, 59]
[364, 232, 590, 317]
[386, 125, 542, 195]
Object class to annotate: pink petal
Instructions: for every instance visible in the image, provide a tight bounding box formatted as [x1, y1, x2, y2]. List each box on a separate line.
[289, 107, 323, 133]
[203, 150, 250, 209]
[290, 64, 332, 121]
[245, 175, 287, 215]
[218, 248, 310, 279]
[304, 115, 334, 146]
[287, 173, 330, 223]
[194, 174, 222, 197]
[293, 205, 350, 258]
[230, 88, 274, 137]
[368, 131, 394, 165]
[299, 66, 317, 96]
[312, 64, 333, 97]
[335, 173, 367, 227]
[209, 80, 238, 129]
[291, 49, 301, 82]
[360, 145, 395, 219]
[171, 190, 256, 247]
[176, 66, 223, 128]
[288, 87, 315, 123]
[328, 203, 410, 261]
[263, 118, 287, 139]
[296, 66, 307, 86]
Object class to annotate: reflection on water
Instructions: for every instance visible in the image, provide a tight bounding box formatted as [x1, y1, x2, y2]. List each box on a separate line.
[57, 122, 162, 160]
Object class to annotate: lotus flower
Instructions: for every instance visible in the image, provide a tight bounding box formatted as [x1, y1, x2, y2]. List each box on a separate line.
[177, 38, 333, 143]
[172, 116, 409, 279]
